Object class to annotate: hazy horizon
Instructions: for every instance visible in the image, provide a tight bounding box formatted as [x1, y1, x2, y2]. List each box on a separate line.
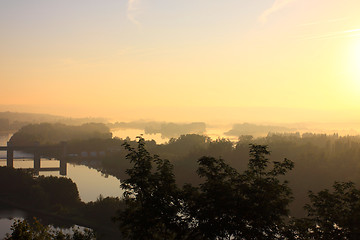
[2, 1, 360, 236]
[1, 105, 360, 125]
[1, 1, 360, 126]
[1, 108, 360, 140]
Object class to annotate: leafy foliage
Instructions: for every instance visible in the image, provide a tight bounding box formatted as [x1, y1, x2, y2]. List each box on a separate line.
[0, 167, 124, 238]
[9, 122, 112, 145]
[5, 218, 96, 240]
[291, 182, 360, 239]
[36, 176, 81, 207]
[115, 139, 294, 239]
[183, 144, 294, 239]
[0, 167, 81, 210]
[114, 137, 183, 240]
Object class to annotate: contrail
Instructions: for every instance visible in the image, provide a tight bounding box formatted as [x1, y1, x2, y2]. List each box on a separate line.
[298, 17, 350, 27]
[259, 0, 297, 23]
[296, 29, 360, 40]
[127, 0, 141, 26]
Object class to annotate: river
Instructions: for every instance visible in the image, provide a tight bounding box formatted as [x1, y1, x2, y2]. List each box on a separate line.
[0, 127, 232, 237]
[0, 133, 123, 238]
[111, 125, 235, 144]
[0, 208, 25, 239]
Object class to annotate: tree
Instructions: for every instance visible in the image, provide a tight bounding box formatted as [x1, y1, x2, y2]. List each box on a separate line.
[183, 144, 294, 239]
[5, 218, 96, 240]
[115, 139, 294, 240]
[36, 176, 81, 207]
[114, 137, 183, 240]
[182, 156, 242, 239]
[291, 181, 360, 239]
[241, 144, 294, 239]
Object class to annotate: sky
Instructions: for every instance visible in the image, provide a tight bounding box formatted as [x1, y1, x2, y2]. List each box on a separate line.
[1, 0, 360, 123]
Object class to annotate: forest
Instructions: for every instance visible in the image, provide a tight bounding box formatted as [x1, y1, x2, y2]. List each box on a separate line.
[8, 122, 112, 146]
[0, 166, 123, 239]
[113, 138, 360, 239]
[3, 0, 360, 238]
[4, 123, 360, 239]
[62, 132, 360, 218]
[108, 121, 206, 139]
[0, 111, 107, 133]
[3, 137, 360, 239]
[8, 123, 360, 218]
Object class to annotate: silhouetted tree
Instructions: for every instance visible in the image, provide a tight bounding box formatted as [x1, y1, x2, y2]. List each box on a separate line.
[183, 144, 294, 239]
[36, 176, 81, 207]
[242, 144, 294, 239]
[114, 137, 183, 240]
[291, 181, 360, 239]
[182, 156, 242, 239]
[5, 218, 96, 240]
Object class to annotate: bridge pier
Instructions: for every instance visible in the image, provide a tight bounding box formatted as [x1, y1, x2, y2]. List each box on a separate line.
[60, 141, 67, 176]
[60, 159, 67, 175]
[1, 142, 68, 176]
[34, 151, 40, 175]
[6, 145, 13, 168]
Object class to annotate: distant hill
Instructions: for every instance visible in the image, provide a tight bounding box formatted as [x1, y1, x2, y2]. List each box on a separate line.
[224, 123, 295, 137]
[9, 122, 112, 145]
[109, 121, 206, 139]
[0, 111, 107, 132]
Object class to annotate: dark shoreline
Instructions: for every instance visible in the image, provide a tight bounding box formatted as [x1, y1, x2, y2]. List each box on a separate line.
[0, 131, 14, 136]
[0, 198, 122, 239]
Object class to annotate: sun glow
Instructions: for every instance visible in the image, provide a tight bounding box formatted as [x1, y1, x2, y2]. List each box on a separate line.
[346, 38, 360, 90]
[355, 41, 360, 65]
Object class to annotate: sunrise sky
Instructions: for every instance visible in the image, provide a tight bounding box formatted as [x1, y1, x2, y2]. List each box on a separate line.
[1, 0, 360, 123]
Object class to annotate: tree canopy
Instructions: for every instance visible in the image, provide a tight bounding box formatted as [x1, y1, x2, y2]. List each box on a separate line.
[5, 218, 96, 240]
[115, 138, 294, 239]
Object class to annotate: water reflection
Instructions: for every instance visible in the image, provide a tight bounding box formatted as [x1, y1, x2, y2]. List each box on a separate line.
[0, 159, 123, 203]
[0, 218, 22, 239]
[112, 128, 166, 143]
[0, 134, 122, 238]
[111, 126, 235, 143]
[0, 208, 89, 239]
[0, 208, 26, 239]
[0, 134, 123, 203]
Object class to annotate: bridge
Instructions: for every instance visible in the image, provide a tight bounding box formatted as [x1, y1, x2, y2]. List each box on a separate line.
[0, 142, 67, 176]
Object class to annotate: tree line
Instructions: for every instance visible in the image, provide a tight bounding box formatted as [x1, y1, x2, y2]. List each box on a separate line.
[113, 137, 360, 239]
[4, 136, 360, 239]
[0, 167, 123, 239]
[83, 133, 360, 218]
[9, 125, 360, 218]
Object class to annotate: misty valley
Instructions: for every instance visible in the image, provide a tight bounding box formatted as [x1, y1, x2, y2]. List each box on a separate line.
[3, 0, 360, 238]
[0, 113, 360, 239]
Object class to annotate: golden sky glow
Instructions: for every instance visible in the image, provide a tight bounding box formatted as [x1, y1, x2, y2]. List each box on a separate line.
[1, 0, 360, 123]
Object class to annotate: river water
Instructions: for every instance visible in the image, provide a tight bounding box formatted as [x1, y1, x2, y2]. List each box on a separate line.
[0, 127, 231, 237]
[111, 125, 235, 144]
[0, 133, 123, 238]
[0, 208, 25, 239]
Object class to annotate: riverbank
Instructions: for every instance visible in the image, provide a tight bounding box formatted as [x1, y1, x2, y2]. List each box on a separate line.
[0, 167, 123, 239]
[0, 192, 122, 239]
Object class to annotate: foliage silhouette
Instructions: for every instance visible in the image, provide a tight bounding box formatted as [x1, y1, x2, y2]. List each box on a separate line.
[183, 144, 294, 239]
[114, 137, 183, 240]
[115, 139, 294, 239]
[5, 218, 96, 240]
[290, 181, 360, 239]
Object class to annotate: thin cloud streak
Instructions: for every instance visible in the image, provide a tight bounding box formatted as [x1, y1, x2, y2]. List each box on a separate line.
[296, 29, 360, 40]
[298, 17, 350, 27]
[127, 0, 141, 26]
[259, 0, 296, 23]
[344, 29, 360, 33]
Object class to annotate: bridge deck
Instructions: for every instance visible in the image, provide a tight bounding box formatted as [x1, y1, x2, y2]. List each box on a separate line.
[39, 167, 61, 171]
[0, 145, 63, 151]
